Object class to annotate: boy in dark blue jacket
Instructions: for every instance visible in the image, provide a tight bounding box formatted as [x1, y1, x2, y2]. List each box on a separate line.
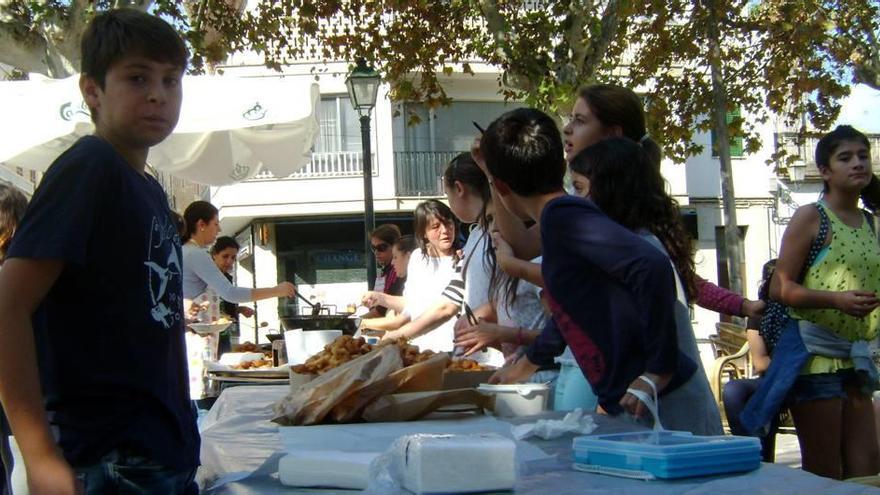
[482, 108, 700, 427]
[0, 9, 198, 494]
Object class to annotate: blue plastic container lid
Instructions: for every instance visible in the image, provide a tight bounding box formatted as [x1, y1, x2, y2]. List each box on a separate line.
[572, 431, 761, 480]
[574, 431, 760, 458]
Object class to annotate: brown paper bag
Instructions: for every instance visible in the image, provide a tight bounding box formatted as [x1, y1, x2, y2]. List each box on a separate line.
[361, 388, 496, 422]
[272, 345, 403, 425]
[329, 352, 451, 422]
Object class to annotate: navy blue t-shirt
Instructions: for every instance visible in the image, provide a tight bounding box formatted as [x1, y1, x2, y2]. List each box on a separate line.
[7, 136, 199, 469]
[526, 195, 696, 415]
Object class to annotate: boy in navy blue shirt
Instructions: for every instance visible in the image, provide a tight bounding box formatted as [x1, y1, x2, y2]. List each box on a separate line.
[0, 9, 198, 494]
[480, 108, 697, 423]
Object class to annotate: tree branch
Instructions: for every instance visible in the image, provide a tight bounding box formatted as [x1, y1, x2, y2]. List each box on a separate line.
[478, 0, 535, 92]
[0, 20, 54, 76]
[581, 0, 626, 81]
[565, 0, 589, 83]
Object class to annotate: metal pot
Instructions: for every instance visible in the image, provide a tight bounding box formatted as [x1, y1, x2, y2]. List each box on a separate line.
[280, 315, 359, 336]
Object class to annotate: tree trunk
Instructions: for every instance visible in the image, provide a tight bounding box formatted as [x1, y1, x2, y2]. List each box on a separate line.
[705, 0, 743, 296]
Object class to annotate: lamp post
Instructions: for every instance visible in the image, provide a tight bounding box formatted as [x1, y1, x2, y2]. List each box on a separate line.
[346, 60, 382, 290]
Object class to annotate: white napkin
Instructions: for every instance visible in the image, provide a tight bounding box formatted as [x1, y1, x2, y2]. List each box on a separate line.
[511, 408, 598, 440]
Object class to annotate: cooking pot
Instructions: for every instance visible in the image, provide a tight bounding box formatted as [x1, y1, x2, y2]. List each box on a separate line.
[279, 315, 358, 336]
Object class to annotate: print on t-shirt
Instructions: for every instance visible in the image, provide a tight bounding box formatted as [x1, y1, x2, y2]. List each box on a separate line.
[145, 214, 182, 329]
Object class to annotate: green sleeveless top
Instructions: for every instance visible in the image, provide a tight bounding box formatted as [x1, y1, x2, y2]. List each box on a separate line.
[790, 202, 880, 374]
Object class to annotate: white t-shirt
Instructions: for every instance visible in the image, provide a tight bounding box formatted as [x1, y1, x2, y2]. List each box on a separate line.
[402, 248, 457, 352]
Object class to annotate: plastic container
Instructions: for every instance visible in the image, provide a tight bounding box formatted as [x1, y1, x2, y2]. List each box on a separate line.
[572, 431, 761, 480]
[553, 347, 598, 412]
[477, 383, 550, 417]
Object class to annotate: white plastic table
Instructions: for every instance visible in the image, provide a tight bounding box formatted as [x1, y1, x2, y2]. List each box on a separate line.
[197, 385, 879, 495]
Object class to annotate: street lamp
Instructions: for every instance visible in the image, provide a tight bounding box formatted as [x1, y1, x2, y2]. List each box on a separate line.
[346, 59, 382, 290]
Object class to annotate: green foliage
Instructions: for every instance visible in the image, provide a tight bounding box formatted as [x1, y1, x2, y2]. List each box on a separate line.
[1, 0, 876, 164]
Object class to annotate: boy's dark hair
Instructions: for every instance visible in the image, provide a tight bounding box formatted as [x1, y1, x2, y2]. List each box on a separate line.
[371, 224, 402, 246]
[211, 236, 240, 255]
[182, 200, 218, 243]
[0, 184, 28, 261]
[814, 125, 878, 212]
[480, 108, 566, 197]
[393, 234, 417, 254]
[81, 8, 189, 89]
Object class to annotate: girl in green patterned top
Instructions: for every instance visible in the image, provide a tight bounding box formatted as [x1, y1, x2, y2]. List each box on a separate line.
[772, 125, 880, 479]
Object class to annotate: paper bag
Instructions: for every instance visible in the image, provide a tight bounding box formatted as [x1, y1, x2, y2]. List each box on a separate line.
[362, 388, 495, 422]
[329, 352, 450, 422]
[272, 345, 403, 426]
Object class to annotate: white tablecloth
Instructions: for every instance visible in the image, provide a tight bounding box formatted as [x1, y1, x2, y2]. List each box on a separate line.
[198, 386, 879, 495]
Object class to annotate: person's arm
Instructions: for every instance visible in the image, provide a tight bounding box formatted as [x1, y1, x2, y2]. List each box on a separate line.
[492, 231, 544, 287]
[746, 329, 771, 374]
[361, 291, 406, 313]
[456, 322, 540, 356]
[385, 300, 460, 341]
[492, 318, 565, 384]
[0, 258, 79, 494]
[362, 312, 411, 332]
[695, 277, 766, 319]
[771, 205, 879, 316]
[190, 250, 293, 303]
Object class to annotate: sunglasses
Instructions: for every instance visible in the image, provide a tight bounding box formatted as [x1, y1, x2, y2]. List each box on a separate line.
[371, 242, 390, 253]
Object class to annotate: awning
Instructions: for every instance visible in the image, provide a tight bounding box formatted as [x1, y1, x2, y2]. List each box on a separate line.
[0, 74, 319, 185]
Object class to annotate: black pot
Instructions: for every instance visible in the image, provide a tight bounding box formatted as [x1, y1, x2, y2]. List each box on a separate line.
[280, 315, 358, 336]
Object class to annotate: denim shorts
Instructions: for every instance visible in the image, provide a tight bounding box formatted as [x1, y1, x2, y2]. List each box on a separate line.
[75, 447, 197, 495]
[789, 368, 859, 405]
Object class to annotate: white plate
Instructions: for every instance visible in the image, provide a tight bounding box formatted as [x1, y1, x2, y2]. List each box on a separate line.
[189, 322, 232, 334]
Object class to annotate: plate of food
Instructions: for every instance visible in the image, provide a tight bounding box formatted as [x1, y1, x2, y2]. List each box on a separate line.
[205, 357, 289, 378]
[188, 319, 233, 334]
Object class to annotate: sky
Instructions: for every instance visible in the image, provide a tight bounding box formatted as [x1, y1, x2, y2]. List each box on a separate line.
[835, 84, 880, 133]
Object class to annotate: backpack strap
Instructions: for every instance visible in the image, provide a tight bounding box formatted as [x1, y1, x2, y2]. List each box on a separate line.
[798, 203, 830, 282]
[862, 209, 876, 234]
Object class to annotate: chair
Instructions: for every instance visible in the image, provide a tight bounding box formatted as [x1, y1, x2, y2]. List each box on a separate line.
[708, 322, 751, 426]
[710, 341, 751, 427]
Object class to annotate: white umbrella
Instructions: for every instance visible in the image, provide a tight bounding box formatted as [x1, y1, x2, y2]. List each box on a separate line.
[0, 74, 320, 185]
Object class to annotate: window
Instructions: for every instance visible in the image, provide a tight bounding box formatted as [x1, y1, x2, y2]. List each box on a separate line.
[711, 107, 744, 158]
[401, 101, 523, 152]
[315, 96, 365, 154]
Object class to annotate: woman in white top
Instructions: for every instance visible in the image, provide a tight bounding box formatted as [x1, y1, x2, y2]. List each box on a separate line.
[181, 201, 295, 312]
[361, 199, 459, 352]
[379, 154, 500, 361]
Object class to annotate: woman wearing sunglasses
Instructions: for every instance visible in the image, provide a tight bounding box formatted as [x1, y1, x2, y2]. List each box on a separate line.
[362, 224, 402, 318]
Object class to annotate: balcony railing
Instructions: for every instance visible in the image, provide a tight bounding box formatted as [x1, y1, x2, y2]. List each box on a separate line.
[393, 151, 463, 197]
[775, 132, 880, 180]
[251, 151, 376, 180]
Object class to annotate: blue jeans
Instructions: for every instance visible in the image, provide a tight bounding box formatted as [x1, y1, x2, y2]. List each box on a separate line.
[75, 449, 197, 495]
[722, 378, 779, 462]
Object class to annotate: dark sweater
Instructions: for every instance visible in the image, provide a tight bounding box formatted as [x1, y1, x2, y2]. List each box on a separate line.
[526, 195, 696, 414]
